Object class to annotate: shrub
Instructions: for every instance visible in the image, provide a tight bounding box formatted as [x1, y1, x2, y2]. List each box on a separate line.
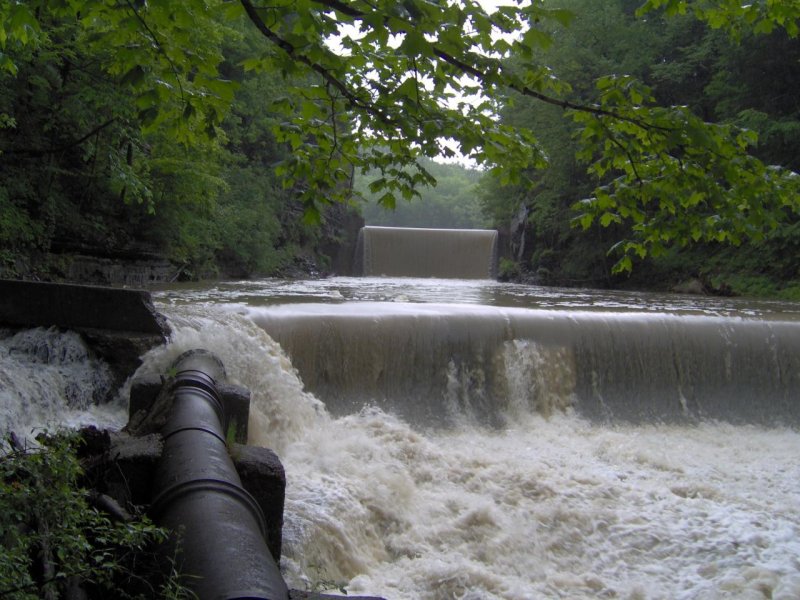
[0, 432, 190, 599]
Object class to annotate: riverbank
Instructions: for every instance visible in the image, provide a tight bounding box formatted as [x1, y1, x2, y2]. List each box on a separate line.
[5, 241, 800, 302]
[1, 249, 337, 288]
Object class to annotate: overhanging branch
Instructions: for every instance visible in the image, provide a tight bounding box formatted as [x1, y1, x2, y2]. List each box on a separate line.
[308, 0, 660, 130]
[240, 0, 398, 126]
[1, 119, 117, 158]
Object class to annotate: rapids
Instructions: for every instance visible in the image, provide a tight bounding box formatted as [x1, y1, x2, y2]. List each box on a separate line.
[148, 279, 800, 599]
[3, 277, 800, 599]
[0, 326, 123, 436]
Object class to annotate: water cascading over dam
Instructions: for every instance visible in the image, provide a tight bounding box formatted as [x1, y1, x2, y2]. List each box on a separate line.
[355, 226, 499, 279]
[6, 277, 800, 599]
[248, 303, 800, 428]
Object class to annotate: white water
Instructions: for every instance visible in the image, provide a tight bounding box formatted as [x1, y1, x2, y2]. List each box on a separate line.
[0, 327, 124, 438]
[3, 278, 800, 599]
[135, 301, 800, 600]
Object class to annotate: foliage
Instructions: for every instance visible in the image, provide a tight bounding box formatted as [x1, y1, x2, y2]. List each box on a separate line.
[480, 0, 800, 286]
[0, 432, 188, 599]
[0, 0, 233, 142]
[212, 23, 324, 276]
[357, 159, 485, 228]
[0, 4, 339, 279]
[1, 0, 799, 281]
[638, 0, 800, 39]
[0, 186, 43, 274]
[570, 76, 799, 272]
[479, 0, 646, 284]
[234, 0, 552, 213]
[562, 0, 800, 272]
[227, 0, 800, 264]
[497, 257, 521, 281]
[0, 3, 224, 270]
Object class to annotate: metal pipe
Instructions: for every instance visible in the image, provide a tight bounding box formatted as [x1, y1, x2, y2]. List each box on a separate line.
[150, 349, 288, 600]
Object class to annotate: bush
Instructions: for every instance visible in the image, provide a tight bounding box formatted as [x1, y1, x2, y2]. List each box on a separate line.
[498, 257, 521, 281]
[0, 432, 190, 600]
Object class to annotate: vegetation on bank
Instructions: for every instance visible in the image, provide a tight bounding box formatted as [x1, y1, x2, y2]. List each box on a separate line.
[476, 0, 800, 296]
[0, 12, 343, 281]
[0, 1, 799, 296]
[0, 432, 189, 599]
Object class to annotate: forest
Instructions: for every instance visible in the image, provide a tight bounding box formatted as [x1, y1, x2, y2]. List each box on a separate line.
[0, 11, 337, 281]
[480, 0, 800, 296]
[1, 0, 799, 297]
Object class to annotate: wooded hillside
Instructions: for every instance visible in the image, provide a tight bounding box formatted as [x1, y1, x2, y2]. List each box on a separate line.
[0, 10, 356, 282]
[478, 0, 800, 296]
[1, 1, 799, 295]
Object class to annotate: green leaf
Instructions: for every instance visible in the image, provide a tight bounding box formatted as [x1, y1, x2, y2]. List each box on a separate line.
[522, 28, 553, 50]
[600, 212, 620, 227]
[401, 30, 431, 56]
[120, 65, 146, 87]
[8, 4, 41, 43]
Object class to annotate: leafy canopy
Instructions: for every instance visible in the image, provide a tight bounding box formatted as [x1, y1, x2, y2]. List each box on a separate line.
[2, 0, 799, 270]
[638, 0, 800, 38]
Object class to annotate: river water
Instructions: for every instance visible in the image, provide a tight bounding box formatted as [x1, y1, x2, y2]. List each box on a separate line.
[3, 277, 800, 599]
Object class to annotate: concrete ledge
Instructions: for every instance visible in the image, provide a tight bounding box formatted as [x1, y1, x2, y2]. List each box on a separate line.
[232, 443, 286, 563]
[0, 278, 170, 337]
[1, 279, 171, 400]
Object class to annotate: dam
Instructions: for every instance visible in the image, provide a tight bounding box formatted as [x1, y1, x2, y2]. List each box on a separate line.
[355, 226, 498, 279]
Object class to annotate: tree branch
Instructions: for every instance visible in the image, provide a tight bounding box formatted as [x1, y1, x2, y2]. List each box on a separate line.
[309, 0, 660, 130]
[240, 0, 398, 126]
[1, 119, 117, 158]
[123, 0, 185, 104]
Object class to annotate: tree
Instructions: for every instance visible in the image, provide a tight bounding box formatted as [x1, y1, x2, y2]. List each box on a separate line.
[0, 4, 321, 279]
[483, 0, 800, 286]
[639, 0, 800, 39]
[480, 0, 655, 284]
[2, 0, 799, 272]
[0, 1, 231, 276]
[357, 158, 485, 229]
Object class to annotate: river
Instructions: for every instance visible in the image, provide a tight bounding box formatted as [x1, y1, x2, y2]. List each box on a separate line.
[3, 276, 800, 599]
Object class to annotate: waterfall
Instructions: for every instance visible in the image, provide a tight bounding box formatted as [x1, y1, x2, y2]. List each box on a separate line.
[4, 283, 800, 600]
[249, 303, 800, 427]
[146, 302, 800, 600]
[355, 226, 498, 279]
[0, 327, 124, 438]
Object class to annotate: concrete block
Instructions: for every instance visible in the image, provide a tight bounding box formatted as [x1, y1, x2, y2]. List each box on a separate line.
[232, 443, 286, 563]
[0, 278, 170, 336]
